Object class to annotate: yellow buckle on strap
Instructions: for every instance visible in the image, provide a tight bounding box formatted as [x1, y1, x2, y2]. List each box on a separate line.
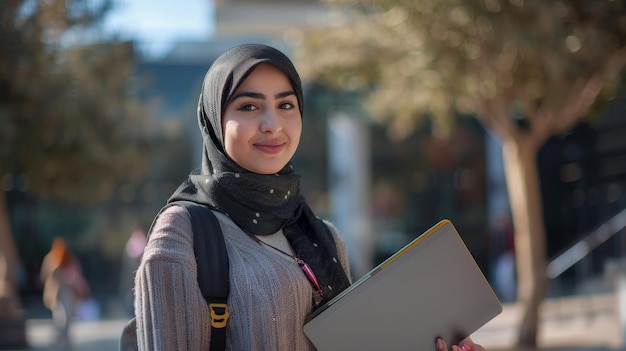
[209, 303, 230, 328]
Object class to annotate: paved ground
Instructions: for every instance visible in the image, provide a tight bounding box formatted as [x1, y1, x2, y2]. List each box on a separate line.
[472, 292, 623, 351]
[22, 318, 125, 351]
[5, 292, 624, 351]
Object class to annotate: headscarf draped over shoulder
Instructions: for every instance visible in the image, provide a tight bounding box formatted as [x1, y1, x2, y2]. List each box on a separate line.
[168, 44, 350, 306]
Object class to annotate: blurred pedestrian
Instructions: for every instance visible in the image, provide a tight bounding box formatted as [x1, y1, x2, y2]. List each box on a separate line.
[40, 236, 90, 349]
[490, 213, 517, 303]
[119, 225, 146, 315]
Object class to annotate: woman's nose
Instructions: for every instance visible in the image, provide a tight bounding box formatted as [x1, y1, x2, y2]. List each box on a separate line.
[260, 108, 281, 132]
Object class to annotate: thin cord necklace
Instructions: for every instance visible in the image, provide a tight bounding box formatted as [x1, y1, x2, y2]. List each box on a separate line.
[246, 232, 324, 305]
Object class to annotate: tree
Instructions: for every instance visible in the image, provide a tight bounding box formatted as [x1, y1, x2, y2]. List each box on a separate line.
[296, 0, 626, 347]
[0, 0, 152, 346]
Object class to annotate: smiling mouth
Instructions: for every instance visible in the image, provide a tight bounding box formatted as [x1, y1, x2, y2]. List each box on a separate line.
[255, 143, 285, 154]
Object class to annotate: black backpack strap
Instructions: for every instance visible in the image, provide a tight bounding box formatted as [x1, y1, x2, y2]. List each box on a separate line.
[173, 201, 230, 351]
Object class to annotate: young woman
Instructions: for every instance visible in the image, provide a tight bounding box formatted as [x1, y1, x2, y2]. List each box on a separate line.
[133, 43, 486, 351]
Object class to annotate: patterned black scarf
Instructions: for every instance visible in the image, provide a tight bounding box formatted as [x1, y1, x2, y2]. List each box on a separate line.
[168, 44, 350, 306]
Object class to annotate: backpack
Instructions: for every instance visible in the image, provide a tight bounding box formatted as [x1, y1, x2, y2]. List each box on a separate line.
[119, 201, 230, 351]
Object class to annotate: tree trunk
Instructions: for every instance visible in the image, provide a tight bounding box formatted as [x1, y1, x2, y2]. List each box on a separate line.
[0, 191, 28, 348]
[501, 138, 548, 348]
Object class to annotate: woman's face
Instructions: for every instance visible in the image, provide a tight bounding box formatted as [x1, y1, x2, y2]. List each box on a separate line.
[222, 63, 302, 174]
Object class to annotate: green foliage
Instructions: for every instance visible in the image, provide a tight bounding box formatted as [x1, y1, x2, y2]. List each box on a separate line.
[0, 0, 153, 204]
[297, 0, 626, 140]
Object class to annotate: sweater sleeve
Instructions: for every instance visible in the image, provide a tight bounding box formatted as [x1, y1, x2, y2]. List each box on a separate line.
[134, 205, 211, 351]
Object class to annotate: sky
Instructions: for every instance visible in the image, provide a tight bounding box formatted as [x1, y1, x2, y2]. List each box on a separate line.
[102, 0, 214, 59]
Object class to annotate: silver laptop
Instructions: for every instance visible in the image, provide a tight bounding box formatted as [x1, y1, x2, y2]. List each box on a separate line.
[303, 219, 502, 350]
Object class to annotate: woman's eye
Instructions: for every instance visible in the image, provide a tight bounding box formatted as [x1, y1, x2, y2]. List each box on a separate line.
[239, 103, 258, 111]
[280, 102, 295, 110]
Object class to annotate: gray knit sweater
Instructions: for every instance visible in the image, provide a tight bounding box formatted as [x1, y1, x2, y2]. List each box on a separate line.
[134, 204, 351, 350]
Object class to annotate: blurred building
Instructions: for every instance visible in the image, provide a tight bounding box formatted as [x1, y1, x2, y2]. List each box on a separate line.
[213, 0, 330, 37]
[538, 97, 626, 294]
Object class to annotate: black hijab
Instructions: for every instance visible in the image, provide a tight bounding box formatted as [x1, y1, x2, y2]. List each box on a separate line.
[168, 44, 350, 306]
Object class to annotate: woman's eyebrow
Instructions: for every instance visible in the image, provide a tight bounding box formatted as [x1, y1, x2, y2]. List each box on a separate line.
[275, 91, 295, 99]
[231, 90, 295, 100]
[231, 91, 264, 100]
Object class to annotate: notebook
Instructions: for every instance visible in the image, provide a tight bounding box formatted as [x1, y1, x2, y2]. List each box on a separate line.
[303, 219, 502, 350]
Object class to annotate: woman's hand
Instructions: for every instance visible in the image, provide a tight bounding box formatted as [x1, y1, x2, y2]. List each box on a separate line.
[435, 337, 487, 351]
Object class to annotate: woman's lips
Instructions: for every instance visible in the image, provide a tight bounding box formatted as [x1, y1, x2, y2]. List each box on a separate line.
[254, 143, 285, 154]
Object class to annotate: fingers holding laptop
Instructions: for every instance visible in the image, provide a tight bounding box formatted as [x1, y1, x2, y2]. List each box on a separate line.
[435, 337, 487, 351]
